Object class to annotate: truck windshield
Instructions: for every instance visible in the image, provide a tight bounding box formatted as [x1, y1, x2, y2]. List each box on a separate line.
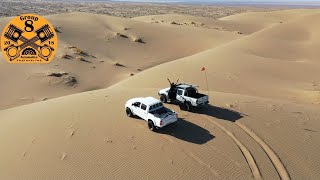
[149, 103, 164, 112]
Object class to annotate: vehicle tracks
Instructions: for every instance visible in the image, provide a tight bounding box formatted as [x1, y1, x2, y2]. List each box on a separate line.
[202, 115, 290, 180]
[235, 121, 290, 180]
[206, 117, 262, 180]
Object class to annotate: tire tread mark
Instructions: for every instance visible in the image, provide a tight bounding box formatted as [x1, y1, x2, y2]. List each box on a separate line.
[204, 116, 262, 180]
[235, 122, 290, 180]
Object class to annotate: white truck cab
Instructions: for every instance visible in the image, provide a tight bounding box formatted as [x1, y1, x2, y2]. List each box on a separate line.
[125, 97, 178, 131]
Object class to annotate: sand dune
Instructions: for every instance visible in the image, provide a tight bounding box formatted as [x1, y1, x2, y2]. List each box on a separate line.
[0, 12, 241, 109]
[0, 85, 319, 179]
[134, 9, 319, 35]
[127, 11, 320, 104]
[1, 9, 320, 180]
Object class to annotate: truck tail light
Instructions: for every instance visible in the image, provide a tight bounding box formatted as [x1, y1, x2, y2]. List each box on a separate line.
[160, 120, 163, 126]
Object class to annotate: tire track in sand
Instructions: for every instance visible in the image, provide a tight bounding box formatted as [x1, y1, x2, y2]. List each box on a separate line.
[235, 122, 290, 180]
[204, 116, 262, 180]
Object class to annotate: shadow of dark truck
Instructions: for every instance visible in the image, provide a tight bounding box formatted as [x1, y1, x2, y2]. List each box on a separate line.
[194, 104, 246, 122]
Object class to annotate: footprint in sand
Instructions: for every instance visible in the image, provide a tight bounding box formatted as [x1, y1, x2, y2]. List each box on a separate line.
[267, 104, 276, 111]
[69, 129, 75, 138]
[21, 151, 27, 158]
[21, 138, 37, 159]
[60, 152, 67, 160]
[104, 137, 113, 143]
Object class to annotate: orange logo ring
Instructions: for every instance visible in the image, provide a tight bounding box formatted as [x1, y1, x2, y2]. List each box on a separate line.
[1, 14, 58, 63]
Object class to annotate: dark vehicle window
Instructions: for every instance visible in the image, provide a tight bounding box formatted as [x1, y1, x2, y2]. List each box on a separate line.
[133, 102, 141, 107]
[141, 104, 147, 110]
[177, 89, 183, 95]
[186, 88, 196, 97]
[149, 103, 163, 111]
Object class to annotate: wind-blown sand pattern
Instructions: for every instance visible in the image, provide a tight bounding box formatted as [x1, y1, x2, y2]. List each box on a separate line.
[235, 122, 290, 180]
[206, 116, 262, 180]
[0, 3, 320, 180]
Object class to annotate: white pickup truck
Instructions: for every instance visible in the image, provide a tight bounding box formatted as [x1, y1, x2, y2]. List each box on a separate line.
[158, 83, 209, 111]
[125, 97, 178, 131]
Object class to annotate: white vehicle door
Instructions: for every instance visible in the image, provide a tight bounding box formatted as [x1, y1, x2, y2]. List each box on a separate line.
[176, 89, 185, 102]
[183, 89, 193, 104]
[140, 103, 148, 120]
[131, 102, 141, 116]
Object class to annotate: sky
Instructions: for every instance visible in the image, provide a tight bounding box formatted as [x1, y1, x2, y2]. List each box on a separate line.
[109, 0, 320, 3]
[111, 0, 320, 1]
[109, 0, 320, 4]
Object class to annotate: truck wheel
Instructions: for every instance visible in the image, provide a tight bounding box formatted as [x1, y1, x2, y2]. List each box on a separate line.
[160, 95, 167, 103]
[126, 108, 133, 117]
[185, 102, 192, 112]
[148, 120, 156, 131]
[179, 103, 185, 110]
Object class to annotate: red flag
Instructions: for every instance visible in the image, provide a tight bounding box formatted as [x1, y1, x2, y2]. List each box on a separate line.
[201, 67, 206, 71]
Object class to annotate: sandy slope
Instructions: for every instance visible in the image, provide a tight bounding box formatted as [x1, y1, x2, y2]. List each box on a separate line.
[1, 9, 320, 180]
[131, 10, 320, 104]
[0, 75, 319, 180]
[0, 12, 241, 110]
[133, 9, 319, 34]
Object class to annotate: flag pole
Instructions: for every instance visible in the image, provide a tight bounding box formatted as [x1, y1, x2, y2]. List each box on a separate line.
[202, 67, 209, 98]
[205, 70, 209, 98]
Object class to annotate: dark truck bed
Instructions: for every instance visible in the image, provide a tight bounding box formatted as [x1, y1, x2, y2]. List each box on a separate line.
[185, 87, 207, 99]
[188, 93, 207, 99]
[150, 107, 174, 118]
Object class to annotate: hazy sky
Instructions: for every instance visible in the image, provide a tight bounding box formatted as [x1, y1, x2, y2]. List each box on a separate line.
[113, 0, 320, 1]
[112, 0, 320, 2]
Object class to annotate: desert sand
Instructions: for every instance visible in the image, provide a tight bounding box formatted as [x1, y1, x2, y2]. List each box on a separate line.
[0, 3, 320, 180]
[0, 1, 267, 19]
